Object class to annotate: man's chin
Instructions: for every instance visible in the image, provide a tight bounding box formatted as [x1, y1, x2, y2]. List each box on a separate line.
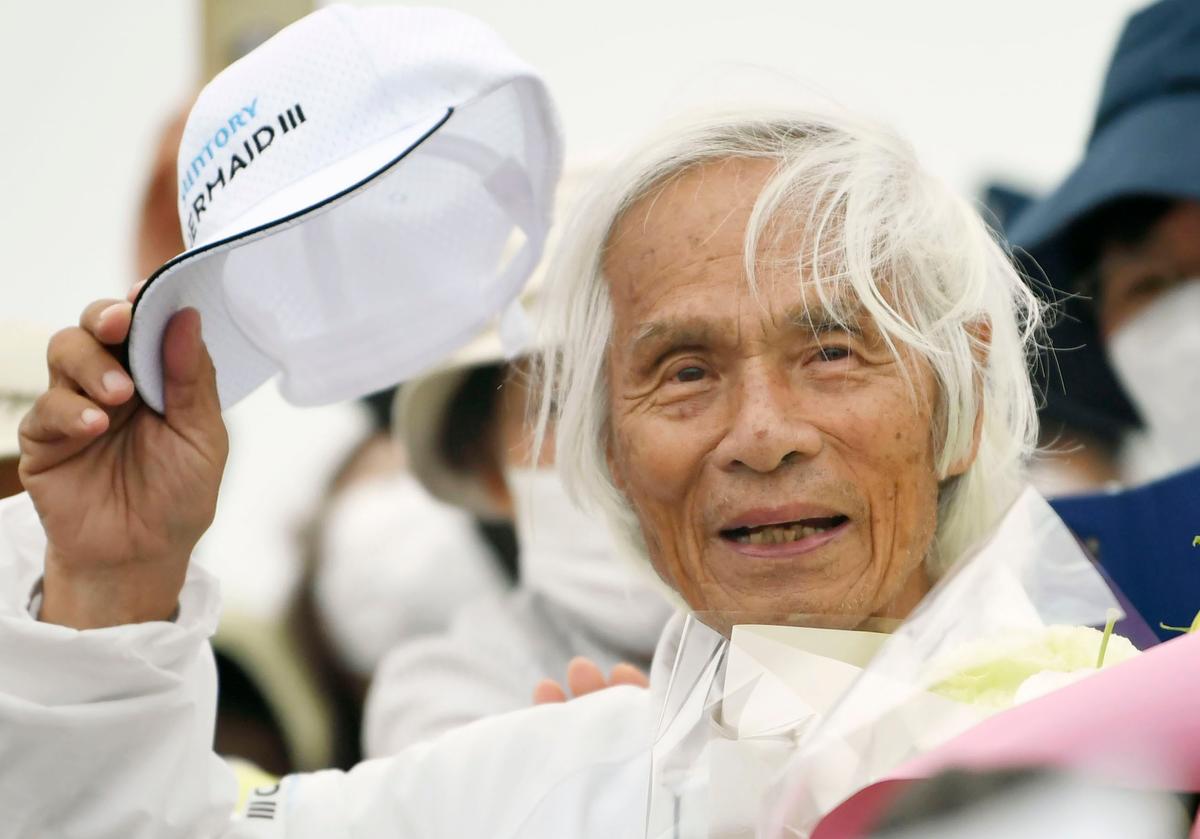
[690, 564, 912, 631]
[690, 607, 900, 635]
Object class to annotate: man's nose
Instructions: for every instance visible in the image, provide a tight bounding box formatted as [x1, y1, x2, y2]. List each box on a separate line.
[714, 368, 822, 474]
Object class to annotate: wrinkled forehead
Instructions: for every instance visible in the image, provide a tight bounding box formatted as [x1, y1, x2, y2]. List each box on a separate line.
[601, 157, 867, 342]
[602, 157, 775, 276]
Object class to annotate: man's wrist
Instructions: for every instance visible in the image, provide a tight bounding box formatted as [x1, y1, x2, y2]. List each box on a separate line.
[41, 550, 184, 629]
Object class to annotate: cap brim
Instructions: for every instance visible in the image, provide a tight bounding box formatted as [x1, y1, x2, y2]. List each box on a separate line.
[128, 109, 453, 414]
[1008, 94, 1200, 265]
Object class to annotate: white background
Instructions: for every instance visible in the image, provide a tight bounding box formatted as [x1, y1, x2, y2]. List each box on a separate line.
[1, 0, 1147, 330]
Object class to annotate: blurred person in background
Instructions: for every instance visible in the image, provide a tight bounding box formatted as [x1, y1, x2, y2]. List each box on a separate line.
[360, 307, 674, 754]
[1009, 0, 1200, 489]
[300, 387, 514, 725]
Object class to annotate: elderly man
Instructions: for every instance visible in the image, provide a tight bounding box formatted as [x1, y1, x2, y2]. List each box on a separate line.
[3, 109, 1045, 837]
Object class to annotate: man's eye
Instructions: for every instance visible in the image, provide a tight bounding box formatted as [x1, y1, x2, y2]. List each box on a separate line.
[816, 346, 852, 362]
[674, 366, 707, 383]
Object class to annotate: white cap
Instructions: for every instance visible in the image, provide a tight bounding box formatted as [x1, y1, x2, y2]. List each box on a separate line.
[129, 4, 562, 413]
[394, 165, 597, 518]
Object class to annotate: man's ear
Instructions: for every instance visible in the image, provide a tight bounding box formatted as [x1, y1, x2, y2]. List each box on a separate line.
[944, 319, 991, 479]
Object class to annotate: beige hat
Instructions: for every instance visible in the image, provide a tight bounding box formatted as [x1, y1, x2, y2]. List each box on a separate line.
[1, 323, 52, 459]
[395, 164, 596, 518]
[395, 328, 513, 519]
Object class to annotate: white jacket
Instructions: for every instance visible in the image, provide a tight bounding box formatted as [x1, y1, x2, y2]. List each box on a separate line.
[363, 466, 674, 755]
[315, 471, 511, 679]
[0, 492, 665, 839]
[364, 587, 659, 756]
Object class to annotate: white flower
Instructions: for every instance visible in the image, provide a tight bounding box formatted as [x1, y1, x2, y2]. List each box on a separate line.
[928, 625, 1139, 711]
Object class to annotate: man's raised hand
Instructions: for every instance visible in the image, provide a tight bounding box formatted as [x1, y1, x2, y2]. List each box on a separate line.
[18, 301, 227, 629]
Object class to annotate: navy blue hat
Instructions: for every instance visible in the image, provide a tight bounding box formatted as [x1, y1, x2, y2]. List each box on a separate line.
[1009, 0, 1200, 257]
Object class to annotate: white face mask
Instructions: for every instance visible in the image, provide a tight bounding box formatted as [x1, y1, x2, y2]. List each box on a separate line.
[1108, 279, 1200, 482]
[505, 466, 674, 653]
[315, 472, 508, 676]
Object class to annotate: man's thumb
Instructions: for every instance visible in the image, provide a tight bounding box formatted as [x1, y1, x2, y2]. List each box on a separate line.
[162, 308, 222, 428]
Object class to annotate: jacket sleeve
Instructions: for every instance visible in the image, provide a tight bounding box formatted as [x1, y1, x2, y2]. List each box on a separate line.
[0, 493, 652, 839]
[362, 592, 550, 755]
[0, 492, 236, 839]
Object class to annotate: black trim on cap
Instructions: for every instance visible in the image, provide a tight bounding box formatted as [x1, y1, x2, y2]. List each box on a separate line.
[125, 107, 456, 375]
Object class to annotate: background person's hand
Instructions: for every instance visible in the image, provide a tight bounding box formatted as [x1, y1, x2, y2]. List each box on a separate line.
[532, 656, 650, 704]
[18, 297, 227, 629]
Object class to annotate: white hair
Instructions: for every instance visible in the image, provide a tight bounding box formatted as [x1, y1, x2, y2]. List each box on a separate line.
[534, 108, 1042, 578]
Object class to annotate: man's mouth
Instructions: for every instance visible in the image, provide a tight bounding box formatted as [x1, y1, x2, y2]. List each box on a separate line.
[721, 515, 850, 546]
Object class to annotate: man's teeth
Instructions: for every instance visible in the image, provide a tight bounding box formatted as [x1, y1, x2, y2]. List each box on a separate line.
[735, 522, 835, 545]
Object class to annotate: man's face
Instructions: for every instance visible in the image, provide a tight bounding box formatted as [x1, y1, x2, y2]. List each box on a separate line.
[1097, 200, 1200, 339]
[603, 157, 953, 624]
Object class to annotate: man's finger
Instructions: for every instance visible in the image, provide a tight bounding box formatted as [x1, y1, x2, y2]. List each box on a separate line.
[127, 279, 147, 304]
[79, 299, 133, 346]
[610, 663, 650, 689]
[46, 328, 135, 407]
[565, 657, 607, 698]
[161, 309, 223, 438]
[532, 679, 568, 705]
[17, 389, 108, 475]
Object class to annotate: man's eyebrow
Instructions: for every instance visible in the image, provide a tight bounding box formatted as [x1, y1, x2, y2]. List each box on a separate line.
[629, 319, 723, 355]
[784, 305, 864, 336]
[627, 306, 865, 357]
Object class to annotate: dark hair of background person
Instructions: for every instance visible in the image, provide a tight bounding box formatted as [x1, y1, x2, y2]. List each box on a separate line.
[360, 373, 519, 581]
[1027, 196, 1175, 448]
[1064, 195, 1176, 300]
[1021, 248, 1141, 450]
[439, 364, 519, 581]
[982, 185, 1137, 449]
[439, 365, 504, 475]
